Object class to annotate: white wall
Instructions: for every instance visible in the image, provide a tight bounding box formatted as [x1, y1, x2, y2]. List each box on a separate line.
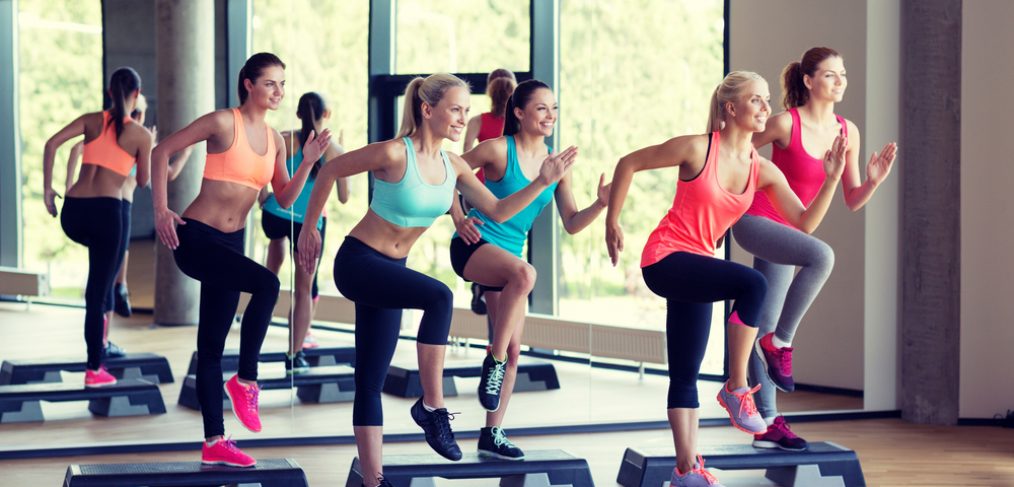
[960, 0, 1014, 419]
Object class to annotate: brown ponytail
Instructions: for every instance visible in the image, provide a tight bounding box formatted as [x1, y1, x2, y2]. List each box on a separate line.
[781, 47, 841, 109]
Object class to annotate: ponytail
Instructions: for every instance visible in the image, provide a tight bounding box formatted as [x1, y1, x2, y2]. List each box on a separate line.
[781, 46, 841, 109]
[705, 71, 765, 133]
[487, 77, 516, 118]
[503, 79, 550, 137]
[296, 92, 327, 178]
[396, 74, 469, 139]
[237, 52, 285, 105]
[107, 67, 141, 138]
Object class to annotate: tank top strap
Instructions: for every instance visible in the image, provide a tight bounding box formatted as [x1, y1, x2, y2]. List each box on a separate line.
[505, 135, 519, 179]
[836, 114, 848, 137]
[230, 108, 245, 150]
[438, 148, 454, 181]
[702, 131, 721, 178]
[788, 107, 803, 149]
[401, 136, 422, 184]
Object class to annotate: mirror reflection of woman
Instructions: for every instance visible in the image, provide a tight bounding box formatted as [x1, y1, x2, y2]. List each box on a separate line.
[151, 53, 331, 468]
[42, 67, 151, 389]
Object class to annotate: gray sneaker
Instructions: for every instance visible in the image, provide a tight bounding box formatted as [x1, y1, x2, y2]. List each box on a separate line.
[670, 456, 724, 486]
[715, 382, 766, 434]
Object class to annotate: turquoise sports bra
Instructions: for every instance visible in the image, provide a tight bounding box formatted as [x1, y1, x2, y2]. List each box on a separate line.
[370, 137, 456, 228]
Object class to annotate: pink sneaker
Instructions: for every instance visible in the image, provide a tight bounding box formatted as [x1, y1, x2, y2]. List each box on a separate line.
[671, 455, 724, 486]
[224, 375, 262, 433]
[302, 331, 319, 350]
[201, 436, 256, 467]
[84, 366, 117, 387]
[756, 333, 795, 392]
[715, 382, 766, 434]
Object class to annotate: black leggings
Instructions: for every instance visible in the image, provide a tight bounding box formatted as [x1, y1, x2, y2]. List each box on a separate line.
[641, 251, 767, 409]
[61, 197, 123, 370]
[333, 237, 453, 426]
[260, 211, 327, 298]
[174, 218, 280, 438]
[104, 200, 131, 312]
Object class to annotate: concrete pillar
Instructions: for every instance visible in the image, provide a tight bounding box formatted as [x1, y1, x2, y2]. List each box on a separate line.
[153, 0, 214, 326]
[900, 0, 961, 424]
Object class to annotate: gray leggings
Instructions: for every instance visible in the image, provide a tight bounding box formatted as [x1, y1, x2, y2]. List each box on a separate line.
[732, 214, 835, 417]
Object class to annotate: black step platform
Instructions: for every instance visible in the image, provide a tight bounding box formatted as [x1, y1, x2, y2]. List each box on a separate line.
[186, 346, 356, 375]
[0, 378, 166, 423]
[616, 442, 865, 487]
[64, 458, 308, 487]
[383, 358, 560, 398]
[0, 353, 174, 385]
[178, 365, 356, 410]
[345, 450, 594, 487]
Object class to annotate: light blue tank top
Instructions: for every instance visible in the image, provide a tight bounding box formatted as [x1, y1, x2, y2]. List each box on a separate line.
[370, 137, 456, 228]
[262, 145, 323, 229]
[459, 136, 557, 258]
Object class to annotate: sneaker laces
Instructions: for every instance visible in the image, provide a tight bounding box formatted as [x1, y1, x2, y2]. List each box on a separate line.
[778, 346, 794, 375]
[484, 360, 506, 395]
[431, 409, 459, 442]
[244, 384, 260, 414]
[692, 456, 720, 484]
[490, 426, 516, 448]
[218, 436, 240, 453]
[773, 417, 799, 439]
[733, 384, 761, 418]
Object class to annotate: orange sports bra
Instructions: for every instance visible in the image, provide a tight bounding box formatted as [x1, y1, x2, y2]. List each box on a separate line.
[203, 108, 276, 190]
[81, 111, 136, 177]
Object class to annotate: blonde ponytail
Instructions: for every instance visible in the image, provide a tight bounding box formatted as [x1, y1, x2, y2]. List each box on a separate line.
[396, 73, 470, 138]
[704, 71, 765, 133]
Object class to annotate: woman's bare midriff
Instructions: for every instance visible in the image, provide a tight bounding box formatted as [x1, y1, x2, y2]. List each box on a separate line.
[182, 179, 260, 233]
[347, 210, 429, 260]
[67, 165, 127, 199]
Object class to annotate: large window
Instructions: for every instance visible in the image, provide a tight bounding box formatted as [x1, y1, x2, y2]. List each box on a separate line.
[395, 0, 529, 75]
[251, 0, 370, 295]
[558, 0, 726, 370]
[18, 1, 104, 300]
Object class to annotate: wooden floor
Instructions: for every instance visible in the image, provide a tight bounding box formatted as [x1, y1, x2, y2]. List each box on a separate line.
[2, 418, 1013, 486]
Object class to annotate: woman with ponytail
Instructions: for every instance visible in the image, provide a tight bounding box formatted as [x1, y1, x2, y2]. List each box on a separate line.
[151, 53, 332, 468]
[258, 92, 349, 374]
[42, 66, 151, 389]
[732, 48, 896, 453]
[296, 73, 575, 487]
[605, 71, 847, 486]
[448, 79, 607, 460]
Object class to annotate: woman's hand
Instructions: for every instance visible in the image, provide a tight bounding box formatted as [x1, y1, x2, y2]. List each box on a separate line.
[155, 206, 186, 250]
[823, 134, 848, 182]
[454, 213, 484, 245]
[596, 173, 611, 207]
[301, 129, 333, 166]
[537, 146, 579, 185]
[43, 187, 60, 217]
[606, 220, 625, 266]
[866, 141, 898, 186]
[297, 225, 322, 274]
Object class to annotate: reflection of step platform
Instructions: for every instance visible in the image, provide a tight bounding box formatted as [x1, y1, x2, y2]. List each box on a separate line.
[616, 442, 866, 487]
[383, 358, 560, 398]
[345, 450, 593, 487]
[63, 458, 309, 487]
[0, 353, 174, 385]
[0, 379, 166, 423]
[178, 365, 356, 410]
[186, 346, 356, 375]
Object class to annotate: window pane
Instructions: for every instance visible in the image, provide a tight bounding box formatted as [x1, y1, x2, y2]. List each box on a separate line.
[251, 0, 369, 296]
[396, 0, 529, 74]
[558, 0, 726, 372]
[19, 1, 104, 301]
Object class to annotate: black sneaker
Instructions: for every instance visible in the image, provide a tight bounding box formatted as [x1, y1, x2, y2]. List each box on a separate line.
[113, 284, 132, 317]
[285, 351, 310, 375]
[477, 426, 525, 460]
[409, 398, 462, 461]
[477, 349, 507, 412]
[104, 341, 127, 358]
[470, 283, 487, 315]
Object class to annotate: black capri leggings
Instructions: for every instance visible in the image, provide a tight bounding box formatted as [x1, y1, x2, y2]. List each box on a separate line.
[261, 211, 327, 299]
[174, 218, 280, 438]
[333, 237, 453, 426]
[641, 251, 767, 409]
[61, 197, 123, 371]
[104, 199, 131, 313]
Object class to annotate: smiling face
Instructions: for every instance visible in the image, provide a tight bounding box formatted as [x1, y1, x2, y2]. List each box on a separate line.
[726, 78, 771, 133]
[244, 65, 285, 110]
[422, 85, 470, 142]
[513, 87, 557, 137]
[805, 55, 847, 103]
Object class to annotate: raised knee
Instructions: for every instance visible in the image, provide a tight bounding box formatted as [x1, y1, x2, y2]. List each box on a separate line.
[510, 263, 537, 293]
